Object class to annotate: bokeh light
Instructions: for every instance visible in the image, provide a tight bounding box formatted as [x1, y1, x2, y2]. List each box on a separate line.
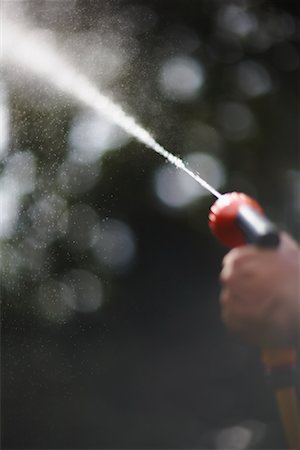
[216, 426, 252, 449]
[67, 203, 100, 251]
[37, 280, 74, 324]
[62, 269, 104, 313]
[0, 183, 20, 239]
[214, 421, 266, 450]
[68, 111, 130, 164]
[184, 122, 223, 155]
[264, 11, 296, 42]
[0, 82, 10, 160]
[236, 60, 272, 97]
[5, 150, 36, 196]
[159, 56, 205, 102]
[216, 102, 257, 141]
[217, 5, 258, 38]
[92, 218, 136, 272]
[29, 193, 67, 244]
[154, 153, 225, 208]
[0, 151, 36, 239]
[56, 159, 100, 195]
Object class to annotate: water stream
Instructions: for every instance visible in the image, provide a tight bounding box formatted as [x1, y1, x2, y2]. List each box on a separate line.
[2, 18, 221, 199]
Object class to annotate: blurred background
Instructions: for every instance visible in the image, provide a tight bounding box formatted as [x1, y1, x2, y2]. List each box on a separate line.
[1, 0, 299, 448]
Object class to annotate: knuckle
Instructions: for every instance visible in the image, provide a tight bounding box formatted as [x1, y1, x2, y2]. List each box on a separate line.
[220, 267, 230, 284]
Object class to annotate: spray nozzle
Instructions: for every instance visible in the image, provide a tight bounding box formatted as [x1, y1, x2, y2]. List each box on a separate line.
[209, 192, 280, 248]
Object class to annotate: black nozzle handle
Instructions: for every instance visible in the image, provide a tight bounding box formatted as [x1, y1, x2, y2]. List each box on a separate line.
[237, 205, 280, 248]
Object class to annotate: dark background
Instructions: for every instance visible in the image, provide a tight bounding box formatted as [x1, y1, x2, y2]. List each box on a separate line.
[1, 0, 299, 448]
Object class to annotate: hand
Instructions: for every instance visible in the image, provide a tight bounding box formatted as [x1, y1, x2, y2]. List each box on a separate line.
[220, 233, 300, 346]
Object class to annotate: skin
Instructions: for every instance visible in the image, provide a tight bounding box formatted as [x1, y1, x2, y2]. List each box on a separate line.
[220, 233, 300, 347]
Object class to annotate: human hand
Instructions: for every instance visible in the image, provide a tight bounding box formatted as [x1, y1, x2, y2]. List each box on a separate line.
[220, 233, 300, 346]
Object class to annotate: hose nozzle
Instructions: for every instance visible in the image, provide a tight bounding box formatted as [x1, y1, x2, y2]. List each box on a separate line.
[208, 192, 279, 248]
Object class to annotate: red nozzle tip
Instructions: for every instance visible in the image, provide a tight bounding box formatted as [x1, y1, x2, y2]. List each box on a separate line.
[209, 192, 263, 248]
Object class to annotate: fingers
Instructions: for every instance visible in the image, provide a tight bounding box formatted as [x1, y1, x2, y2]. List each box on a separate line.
[220, 287, 271, 344]
[221, 247, 255, 286]
[220, 247, 272, 339]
